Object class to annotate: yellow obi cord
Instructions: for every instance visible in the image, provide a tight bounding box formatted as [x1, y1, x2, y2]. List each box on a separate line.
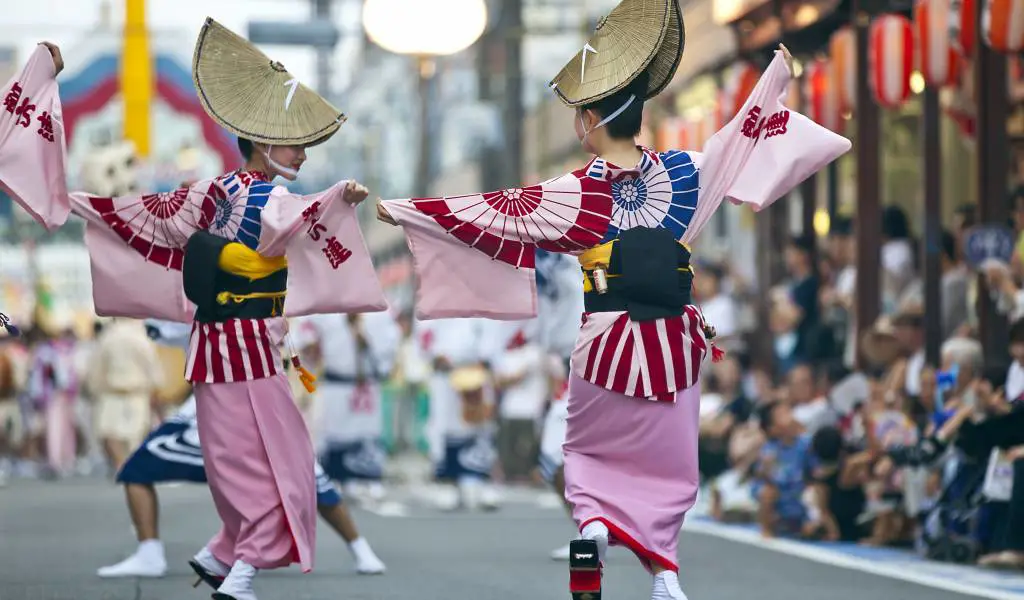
[216, 243, 289, 315]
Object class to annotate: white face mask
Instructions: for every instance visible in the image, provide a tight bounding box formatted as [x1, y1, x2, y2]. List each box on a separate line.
[262, 145, 299, 180]
[579, 94, 637, 145]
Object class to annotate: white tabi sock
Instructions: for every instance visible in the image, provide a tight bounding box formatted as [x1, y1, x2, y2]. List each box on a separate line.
[137, 539, 165, 562]
[580, 521, 609, 562]
[651, 570, 689, 600]
[194, 545, 230, 576]
[348, 537, 386, 574]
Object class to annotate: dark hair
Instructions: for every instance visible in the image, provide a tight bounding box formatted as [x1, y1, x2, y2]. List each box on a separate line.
[758, 401, 780, 433]
[1010, 318, 1024, 344]
[811, 426, 843, 463]
[982, 363, 1009, 389]
[829, 216, 854, 237]
[940, 229, 956, 262]
[881, 205, 910, 239]
[954, 204, 977, 228]
[237, 137, 254, 161]
[788, 234, 815, 255]
[579, 70, 649, 140]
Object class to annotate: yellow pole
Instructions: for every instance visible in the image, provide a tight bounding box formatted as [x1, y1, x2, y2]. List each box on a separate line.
[121, 0, 152, 156]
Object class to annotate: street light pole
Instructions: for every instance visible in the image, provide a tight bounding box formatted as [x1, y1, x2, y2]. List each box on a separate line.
[314, 0, 332, 95]
[416, 57, 437, 197]
[503, 0, 524, 186]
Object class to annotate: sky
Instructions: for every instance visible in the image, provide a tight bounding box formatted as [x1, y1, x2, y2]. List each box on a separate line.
[1, 0, 364, 90]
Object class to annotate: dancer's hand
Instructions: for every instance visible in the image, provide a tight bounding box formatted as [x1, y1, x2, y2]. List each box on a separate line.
[777, 43, 794, 76]
[376, 200, 398, 226]
[39, 42, 64, 76]
[344, 181, 370, 206]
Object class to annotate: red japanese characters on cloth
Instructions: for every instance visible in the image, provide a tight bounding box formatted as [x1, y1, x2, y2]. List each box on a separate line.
[916, 0, 961, 87]
[869, 14, 915, 108]
[830, 27, 857, 114]
[0, 45, 69, 230]
[302, 200, 327, 240]
[949, 0, 977, 56]
[721, 62, 760, 123]
[983, 0, 1024, 52]
[804, 58, 844, 133]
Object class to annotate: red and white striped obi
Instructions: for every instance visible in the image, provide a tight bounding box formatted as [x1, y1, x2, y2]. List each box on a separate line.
[185, 318, 286, 384]
[572, 307, 709, 403]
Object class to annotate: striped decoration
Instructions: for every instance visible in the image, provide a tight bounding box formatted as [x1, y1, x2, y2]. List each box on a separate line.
[983, 0, 1024, 52]
[804, 58, 844, 132]
[949, 0, 977, 56]
[915, 0, 960, 87]
[829, 27, 857, 113]
[870, 14, 915, 108]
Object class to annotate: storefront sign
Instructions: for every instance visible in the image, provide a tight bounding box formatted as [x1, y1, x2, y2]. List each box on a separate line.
[964, 224, 1016, 268]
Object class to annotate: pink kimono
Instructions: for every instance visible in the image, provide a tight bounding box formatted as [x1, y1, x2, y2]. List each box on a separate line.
[1, 47, 388, 573]
[382, 54, 851, 572]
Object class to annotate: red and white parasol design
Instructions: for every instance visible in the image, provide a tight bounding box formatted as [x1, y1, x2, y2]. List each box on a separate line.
[982, 0, 1024, 52]
[829, 27, 857, 113]
[915, 0, 961, 87]
[869, 14, 915, 108]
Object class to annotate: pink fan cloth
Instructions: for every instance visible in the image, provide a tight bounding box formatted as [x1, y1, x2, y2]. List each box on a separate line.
[0, 45, 69, 230]
[681, 52, 852, 243]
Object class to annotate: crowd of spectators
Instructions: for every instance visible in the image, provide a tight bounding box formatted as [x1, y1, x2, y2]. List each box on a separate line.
[698, 180, 1024, 570]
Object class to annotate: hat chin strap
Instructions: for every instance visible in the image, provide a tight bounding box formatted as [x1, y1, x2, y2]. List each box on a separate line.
[263, 145, 299, 179]
[580, 94, 637, 145]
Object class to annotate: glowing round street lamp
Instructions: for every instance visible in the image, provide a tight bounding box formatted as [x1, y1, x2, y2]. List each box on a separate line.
[362, 0, 488, 57]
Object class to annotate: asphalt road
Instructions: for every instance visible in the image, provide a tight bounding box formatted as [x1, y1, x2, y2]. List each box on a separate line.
[0, 478, 986, 600]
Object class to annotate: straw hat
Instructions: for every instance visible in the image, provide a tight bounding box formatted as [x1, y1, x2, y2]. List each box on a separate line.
[192, 18, 346, 146]
[449, 365, 489, 393]
[549, 0, 685, 107]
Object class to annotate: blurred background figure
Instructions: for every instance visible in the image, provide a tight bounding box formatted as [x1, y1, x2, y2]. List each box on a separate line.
[299, 311, 401, 504]
[86, 318, 163, 473]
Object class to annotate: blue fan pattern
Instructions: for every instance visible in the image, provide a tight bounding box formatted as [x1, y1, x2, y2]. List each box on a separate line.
[207, 173, 274, 251]
[593, 150, 700, 243]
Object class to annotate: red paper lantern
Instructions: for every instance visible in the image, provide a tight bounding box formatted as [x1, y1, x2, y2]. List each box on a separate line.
[721, 62, 760, 123]
[804, 58, 844, 132]
[829, 27, 857, 113]
[869, 14, 915, 108]
[949, 0, 977, 56]
[915, 0, 960, 87]
[656, 118, 687, 152]
[983, 0, 1024, 52]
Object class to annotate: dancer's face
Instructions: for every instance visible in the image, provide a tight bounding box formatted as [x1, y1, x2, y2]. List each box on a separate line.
[268, 144, 307, 179]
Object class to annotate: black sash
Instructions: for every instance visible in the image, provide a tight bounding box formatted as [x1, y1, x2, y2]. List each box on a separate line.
[583, 227, 692, 321]
[182, 231, 288, 323]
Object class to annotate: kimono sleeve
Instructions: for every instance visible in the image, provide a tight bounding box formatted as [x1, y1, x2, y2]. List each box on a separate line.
[73, 182, 213, 322]
[380, 172, 612, 321]
[0, 45, 70, 230]
[680, 53, 852, 244]
[258, 182, 388, 317]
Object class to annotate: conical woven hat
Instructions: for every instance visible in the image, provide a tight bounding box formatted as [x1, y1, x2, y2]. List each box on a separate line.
[192, 18, 346, 147]
[549, 0, 685, 107]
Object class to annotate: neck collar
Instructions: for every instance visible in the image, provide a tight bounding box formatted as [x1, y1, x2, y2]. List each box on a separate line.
[585, 146, 660, 182]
